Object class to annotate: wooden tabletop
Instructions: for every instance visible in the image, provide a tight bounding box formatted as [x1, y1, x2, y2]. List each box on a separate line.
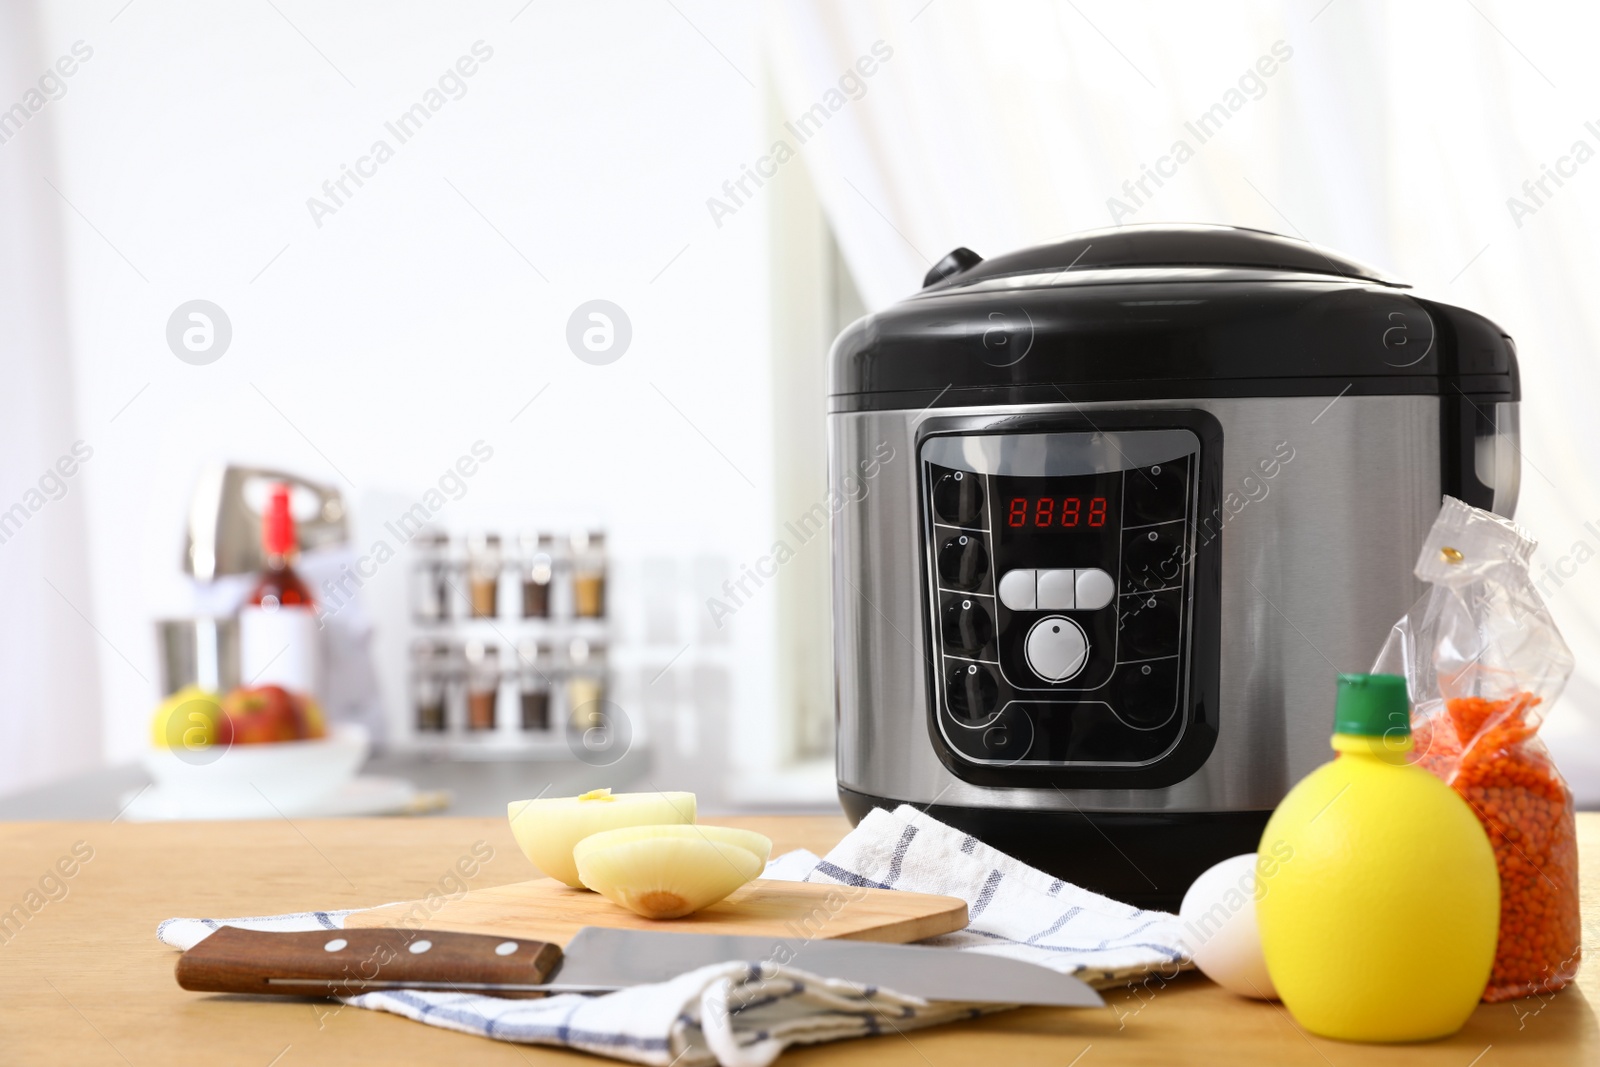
[2, 813, 1595, 1066]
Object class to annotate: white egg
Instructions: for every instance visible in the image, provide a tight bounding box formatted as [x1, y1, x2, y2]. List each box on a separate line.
[1177, 853, 1277, 999]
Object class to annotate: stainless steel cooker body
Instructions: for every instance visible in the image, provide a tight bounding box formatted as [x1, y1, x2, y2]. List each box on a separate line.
[831, 394, 1441, 815]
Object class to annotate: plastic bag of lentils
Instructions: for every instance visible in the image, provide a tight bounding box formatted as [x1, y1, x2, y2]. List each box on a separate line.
[1374, 497, 1580, 1002]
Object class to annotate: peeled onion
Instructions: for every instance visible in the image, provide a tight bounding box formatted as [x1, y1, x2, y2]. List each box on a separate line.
[574, 824, 772, 919]
[507, 788, 695, 888]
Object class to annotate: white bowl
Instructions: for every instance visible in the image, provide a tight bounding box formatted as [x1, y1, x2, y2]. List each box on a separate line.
[140, 723, 370, 818]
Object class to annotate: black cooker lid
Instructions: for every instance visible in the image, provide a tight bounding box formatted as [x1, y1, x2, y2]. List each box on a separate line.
[830, 224, 1518, 408]
[921, 223, 1405, 291]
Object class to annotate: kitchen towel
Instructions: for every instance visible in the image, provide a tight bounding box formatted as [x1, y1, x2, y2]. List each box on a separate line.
[157, 804, 1189, 1067]
[806, 804, 1191, 983]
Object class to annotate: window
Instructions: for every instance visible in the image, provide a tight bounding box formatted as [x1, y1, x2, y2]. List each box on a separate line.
[767, 100, 866, 763]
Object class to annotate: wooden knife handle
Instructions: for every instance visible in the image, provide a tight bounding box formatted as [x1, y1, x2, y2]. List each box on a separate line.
[175, 926, 562, 999]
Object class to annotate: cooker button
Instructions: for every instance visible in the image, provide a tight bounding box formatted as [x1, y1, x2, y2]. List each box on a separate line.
[978, 711, 1033, 762]
[941, 597, 994, 654]
[1121, 527, 1183, 593]
[945, 661, 1000, 723]
[932, 470, 985, 526]
[1075, 568, 1115, 610]
[997, 569, 1036, 611]
[1035, 569, 1076, 610]
[1124, 457, 1190, 524]
[946, 703, 1034, 764]
[937, 534, 989, 590]
[1025, 616, 1089, 682]
[1118, 589, 1182, 660]
[924, 246, 983, 289]
[1113, 659, 1180, 729]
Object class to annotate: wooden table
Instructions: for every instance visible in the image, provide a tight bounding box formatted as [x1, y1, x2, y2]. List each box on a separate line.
[2, 813, 1595, 1066]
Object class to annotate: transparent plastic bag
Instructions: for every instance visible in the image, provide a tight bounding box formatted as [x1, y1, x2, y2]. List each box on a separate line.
[1373, 496, 1580, 1001]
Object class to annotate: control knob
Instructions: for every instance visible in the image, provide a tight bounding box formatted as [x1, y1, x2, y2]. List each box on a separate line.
[1025, 615, 1089, 682]
[946, 662, 1000, 723]
[941, 597, 993, 654]
[937, 534, 989, 590]
[932, 471, 985, 526]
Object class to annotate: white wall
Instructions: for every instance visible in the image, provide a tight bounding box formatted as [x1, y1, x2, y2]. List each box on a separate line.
[28, 1, 782, 776]
[0, 1, 103, 795]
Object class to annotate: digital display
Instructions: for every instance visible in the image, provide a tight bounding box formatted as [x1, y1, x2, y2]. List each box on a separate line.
[1006, 496, 1109, 529]
[992, 472, 1124, 566]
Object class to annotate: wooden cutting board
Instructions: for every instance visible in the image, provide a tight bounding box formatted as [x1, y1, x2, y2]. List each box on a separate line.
[345, 877, 968, 945]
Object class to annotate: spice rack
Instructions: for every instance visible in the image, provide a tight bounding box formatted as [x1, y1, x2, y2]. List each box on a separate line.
[404, 527, 610, 758]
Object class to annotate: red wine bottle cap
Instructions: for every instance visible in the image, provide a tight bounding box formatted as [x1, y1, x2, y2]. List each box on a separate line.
[262, 483, 296, 556]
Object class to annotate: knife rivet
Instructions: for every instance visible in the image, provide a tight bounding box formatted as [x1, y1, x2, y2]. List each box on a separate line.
[495, 941, 519, 956]
[323, 938, 348, 952]
[409, 939, 433, 954]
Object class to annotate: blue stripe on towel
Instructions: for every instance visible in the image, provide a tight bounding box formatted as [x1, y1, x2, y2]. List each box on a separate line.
[884, 825, 919, 887]
[1025, 906, 1082, 944]
[969, 870, 1004, 917]
[810, 861, 894, 890]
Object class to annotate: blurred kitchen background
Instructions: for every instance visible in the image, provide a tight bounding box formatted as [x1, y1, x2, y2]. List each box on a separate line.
[5, 0, 1600, 816]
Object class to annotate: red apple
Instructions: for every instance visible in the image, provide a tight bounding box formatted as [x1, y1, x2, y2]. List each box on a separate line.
[221, 685, 307, 744]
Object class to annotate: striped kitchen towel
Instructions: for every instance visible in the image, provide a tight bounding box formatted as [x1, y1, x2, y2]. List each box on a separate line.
[804, 804, 1190, 985]
[158, 805, 1188, 1067]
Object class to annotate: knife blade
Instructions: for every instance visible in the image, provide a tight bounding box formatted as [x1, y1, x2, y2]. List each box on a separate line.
[175, 925, 1103, 1008]
[550, 927, 1104, 1007]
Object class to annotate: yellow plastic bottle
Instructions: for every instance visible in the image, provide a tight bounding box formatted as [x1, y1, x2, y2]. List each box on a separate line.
[1256, 674, 1498, 1042]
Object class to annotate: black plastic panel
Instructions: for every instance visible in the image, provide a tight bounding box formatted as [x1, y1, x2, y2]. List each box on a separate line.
[917, 409, 1224, 789]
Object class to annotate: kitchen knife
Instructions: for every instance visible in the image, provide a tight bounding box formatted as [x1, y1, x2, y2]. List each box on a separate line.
[176, 925, 1104, 1008]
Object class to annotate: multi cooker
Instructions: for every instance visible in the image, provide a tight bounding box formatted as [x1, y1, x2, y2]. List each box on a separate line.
[828, 224, 1521, 906]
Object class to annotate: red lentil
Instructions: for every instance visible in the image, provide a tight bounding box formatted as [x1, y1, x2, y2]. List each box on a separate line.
[1412, 692, 1581, 1002]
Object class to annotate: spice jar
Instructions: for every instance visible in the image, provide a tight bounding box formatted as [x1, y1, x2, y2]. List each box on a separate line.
[571, 530, 606, 619]
[411, 639, 452, 733]
[517, 637, 553, 731]
[566, 637, 607, 728]
[464, 639, 500, 731]
[466, 533, 503, 619]
[410, 529, 453, 622]
[519, 532, 555, 619]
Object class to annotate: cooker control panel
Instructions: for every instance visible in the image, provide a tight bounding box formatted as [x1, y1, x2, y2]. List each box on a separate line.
[920, 427, 1202, 771]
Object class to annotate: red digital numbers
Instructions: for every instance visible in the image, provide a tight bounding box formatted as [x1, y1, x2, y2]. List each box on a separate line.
[1005, 496, 1109, 529]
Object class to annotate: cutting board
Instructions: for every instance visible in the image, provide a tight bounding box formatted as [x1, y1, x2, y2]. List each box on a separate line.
[346, 877, 968, 945]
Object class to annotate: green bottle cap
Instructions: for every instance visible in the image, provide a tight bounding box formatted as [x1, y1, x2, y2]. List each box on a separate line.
[1333, 673, 1411, 737]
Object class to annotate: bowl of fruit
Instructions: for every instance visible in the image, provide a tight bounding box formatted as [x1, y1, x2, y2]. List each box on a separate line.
[143, 684, 369, 816]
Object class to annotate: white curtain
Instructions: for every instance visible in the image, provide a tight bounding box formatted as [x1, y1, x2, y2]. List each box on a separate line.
[0, 2, 103, 794]
[766, 0, 1600, 800]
